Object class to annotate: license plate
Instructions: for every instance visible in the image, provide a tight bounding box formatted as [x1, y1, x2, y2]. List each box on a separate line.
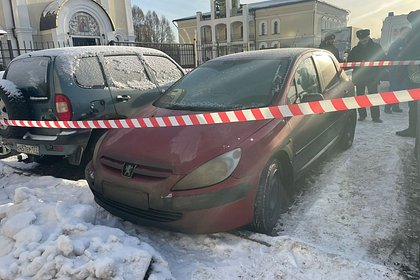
[16, 144, 40, 155]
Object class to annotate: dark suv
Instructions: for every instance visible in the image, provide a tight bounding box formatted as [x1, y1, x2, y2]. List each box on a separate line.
[0, 46, 184, 165]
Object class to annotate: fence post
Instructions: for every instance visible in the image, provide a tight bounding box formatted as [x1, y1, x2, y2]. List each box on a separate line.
[193, 39, 198, 68]
[7, 40, 14, 61]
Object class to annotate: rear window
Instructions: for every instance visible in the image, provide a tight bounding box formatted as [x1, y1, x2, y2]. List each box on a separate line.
[6, 57, 50, 97]
[143, 55, 183, 86]
[103, 55, 156, 90]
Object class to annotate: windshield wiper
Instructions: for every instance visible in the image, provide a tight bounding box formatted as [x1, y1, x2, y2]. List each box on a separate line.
[160, 104, 220, 112]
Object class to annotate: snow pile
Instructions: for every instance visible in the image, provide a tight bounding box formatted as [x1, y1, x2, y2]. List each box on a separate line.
[0, 174, 172, 280]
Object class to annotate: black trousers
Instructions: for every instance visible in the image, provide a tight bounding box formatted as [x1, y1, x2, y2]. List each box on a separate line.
[407, 100, 418, 131]
[356, 82, 380, 119]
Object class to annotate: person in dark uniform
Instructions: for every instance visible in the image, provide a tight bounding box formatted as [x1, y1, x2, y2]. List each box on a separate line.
[348, 29, 387, 123]
[384, 27, 411, 114]
[319, 33, 341, 61]
[396, 10, 420, 137]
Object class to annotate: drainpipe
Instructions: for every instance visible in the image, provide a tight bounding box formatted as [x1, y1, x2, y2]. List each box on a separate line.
[313, 0, 317, 47]
[253, 12, 257, 50]
[8, 0, 21, 55]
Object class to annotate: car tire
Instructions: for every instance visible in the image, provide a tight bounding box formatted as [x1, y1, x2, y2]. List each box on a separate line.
[338, 109, 357, 151]
[0, 85, 29, 139]
[251, 158, 289, 234]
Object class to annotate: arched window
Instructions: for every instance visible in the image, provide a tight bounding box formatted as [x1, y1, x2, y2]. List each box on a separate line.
[272, 20, 280, 34]
[260, 21, 267, 35]
[259, 42, 268, 49]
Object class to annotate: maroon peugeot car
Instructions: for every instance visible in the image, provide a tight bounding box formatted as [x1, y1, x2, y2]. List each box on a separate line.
[86, 48, 356, 234]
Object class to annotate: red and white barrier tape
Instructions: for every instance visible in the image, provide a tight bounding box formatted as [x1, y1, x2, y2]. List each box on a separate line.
[341, 60, 420, 68]
[184, 61, 420, 72]
[1, 89, 419, 129]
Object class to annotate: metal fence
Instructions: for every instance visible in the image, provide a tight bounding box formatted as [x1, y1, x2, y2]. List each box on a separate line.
[115, 41, 196, 68]
[0, 39, 196, 69]
[0, 40, 72, 69]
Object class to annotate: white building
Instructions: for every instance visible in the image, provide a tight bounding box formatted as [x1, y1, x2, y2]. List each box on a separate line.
[0, 0, 134, 49]
[174, 0, 348, 63]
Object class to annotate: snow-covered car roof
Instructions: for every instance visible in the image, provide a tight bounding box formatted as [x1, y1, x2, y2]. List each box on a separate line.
[14, 46, 168, 60]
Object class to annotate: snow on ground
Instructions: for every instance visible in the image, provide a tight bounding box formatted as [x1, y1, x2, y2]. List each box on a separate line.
[0, 101, 418, 279]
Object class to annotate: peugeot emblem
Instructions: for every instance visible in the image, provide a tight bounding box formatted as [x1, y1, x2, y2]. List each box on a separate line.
[122, 163, 137, 178]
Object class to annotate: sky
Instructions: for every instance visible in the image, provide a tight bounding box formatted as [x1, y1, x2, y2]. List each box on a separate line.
[0, 76, 418, 278]
[131, 0, 420, 38]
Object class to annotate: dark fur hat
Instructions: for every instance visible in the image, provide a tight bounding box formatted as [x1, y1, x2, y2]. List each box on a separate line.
[356, 29, 370, 39]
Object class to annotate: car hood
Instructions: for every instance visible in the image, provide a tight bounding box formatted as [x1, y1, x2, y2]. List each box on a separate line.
[98, 106, 272, 174]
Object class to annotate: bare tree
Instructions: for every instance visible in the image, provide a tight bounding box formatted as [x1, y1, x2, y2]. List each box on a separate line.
[132, 5, 175, 43]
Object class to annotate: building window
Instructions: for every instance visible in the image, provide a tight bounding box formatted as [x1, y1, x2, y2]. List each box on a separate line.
[271, 41, 279, 48]
[260, 21, 267, 35]
[259, 42, 267, 49]
[273, 20, 280, 34]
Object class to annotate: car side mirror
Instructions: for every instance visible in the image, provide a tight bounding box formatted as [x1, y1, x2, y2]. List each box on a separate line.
[300, 93, 324, 103]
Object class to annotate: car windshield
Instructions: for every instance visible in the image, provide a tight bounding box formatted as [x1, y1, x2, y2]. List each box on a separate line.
[155, 58, 290, 111]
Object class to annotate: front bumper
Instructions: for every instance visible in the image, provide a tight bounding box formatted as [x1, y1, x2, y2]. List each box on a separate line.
[85, 162, 257, 233]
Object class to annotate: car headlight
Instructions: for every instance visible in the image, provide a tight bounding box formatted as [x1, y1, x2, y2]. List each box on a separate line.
[172, 148, 242, 191]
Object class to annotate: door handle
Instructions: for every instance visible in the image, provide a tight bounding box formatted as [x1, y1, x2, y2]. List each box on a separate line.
[116, 95, 131, 102]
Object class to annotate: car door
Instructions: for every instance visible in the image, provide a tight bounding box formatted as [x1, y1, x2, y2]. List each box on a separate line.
[285, 56, 328, 173]
[313, 53, 353, 144]
[102, 54, 161, 118]
[70, 56, 117, 120]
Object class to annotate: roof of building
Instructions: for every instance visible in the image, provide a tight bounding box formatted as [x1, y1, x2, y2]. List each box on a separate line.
[174, 0, 348, 22]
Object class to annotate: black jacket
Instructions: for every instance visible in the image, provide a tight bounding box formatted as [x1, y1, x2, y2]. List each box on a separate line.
[319, 42, 341, 62]
[348, 39, 386, 85]
[399, 28, 420, 88]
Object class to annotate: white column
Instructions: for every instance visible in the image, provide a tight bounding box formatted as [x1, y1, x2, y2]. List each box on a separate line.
[211, 23, 217, 58]
[243, 4, 249, 50]
[226, 0, 231, 17]
[124, 0, 135, 41]
[196, 13, 203, 63]
[14, 0, 33, 46]
[210, 0, 215, 20]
